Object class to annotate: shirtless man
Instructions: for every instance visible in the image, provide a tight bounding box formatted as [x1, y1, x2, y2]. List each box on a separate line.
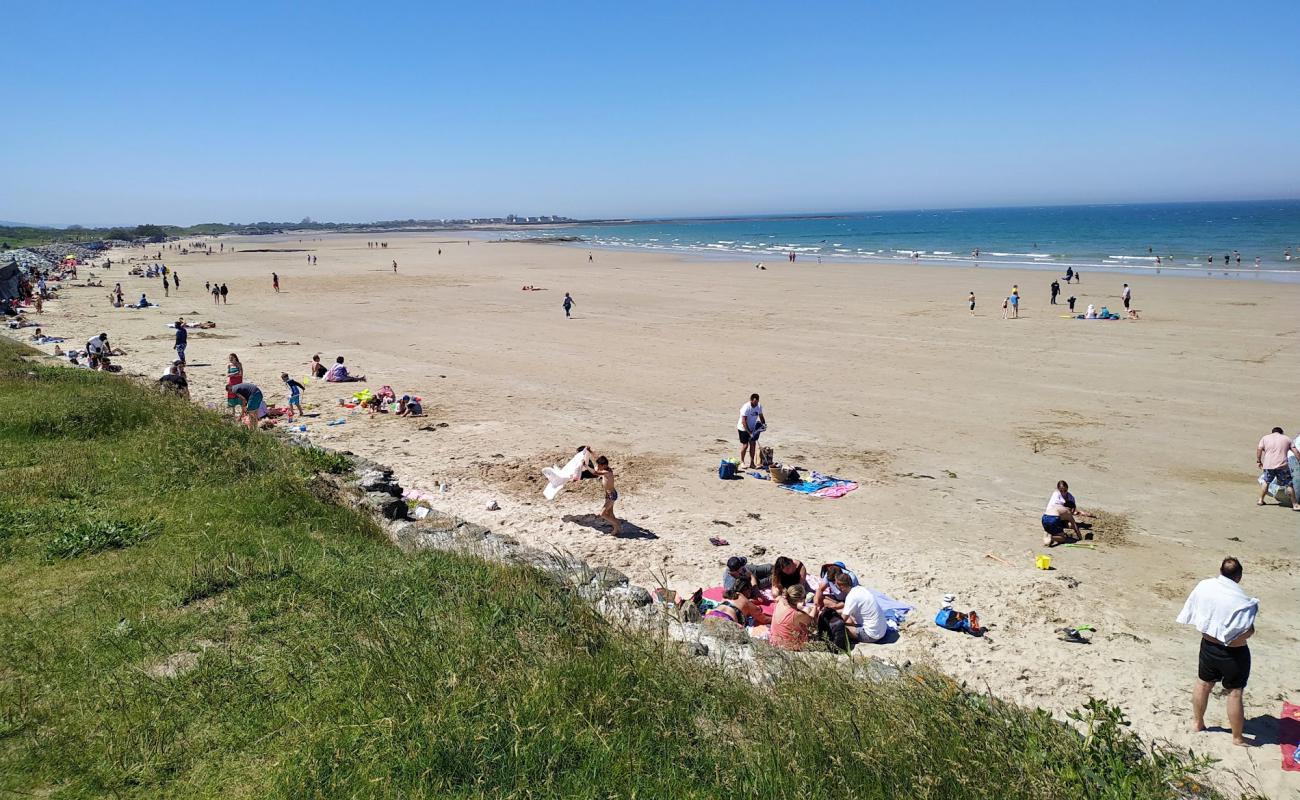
[593, 455, 622, 535]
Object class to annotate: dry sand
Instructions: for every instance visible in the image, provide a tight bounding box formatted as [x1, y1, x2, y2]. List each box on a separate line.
[14, 232, 1300, 797]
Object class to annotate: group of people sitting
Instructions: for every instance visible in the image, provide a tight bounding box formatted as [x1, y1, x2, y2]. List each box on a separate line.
[355, 385, 424, 416]
[311, 354, 366, 383]
[695, 556, 897, 652]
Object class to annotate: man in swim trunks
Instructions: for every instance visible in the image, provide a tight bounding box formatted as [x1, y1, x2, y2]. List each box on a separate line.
[737, 393, 766, 469]
[1256, 426, 1295, 508]
[231, 381, 267, 430]
[968, 291, 975, 316]
[593, 455, 622, 535]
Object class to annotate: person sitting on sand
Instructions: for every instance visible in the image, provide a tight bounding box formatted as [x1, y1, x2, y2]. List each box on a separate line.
[325, 356, 366, 382]
[705, 576, 771, 627]
[1042, 479, 1093, 546]
[769, 584, 814, 650]
[724, 556, 773, 592]
[29, 327, 43, 341]
[397, 395, 423, 417]
[231, 381, 267, 430]
[1084, 304, 1097, 319]
[838, 574, 888, 644]
[814, 561, 859, 612]
[310, 354, 328, 379]
[158, 362, 189, 398]
[771, 556, 808, 596]
[593, 455, 622, 535]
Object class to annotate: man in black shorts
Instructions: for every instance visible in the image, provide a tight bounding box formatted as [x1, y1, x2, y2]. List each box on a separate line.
[736, 393, 766, 469]
[1176, 557, 1258, 746]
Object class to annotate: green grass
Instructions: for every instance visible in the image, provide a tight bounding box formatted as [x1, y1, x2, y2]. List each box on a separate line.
[0, 338, 1226, 799]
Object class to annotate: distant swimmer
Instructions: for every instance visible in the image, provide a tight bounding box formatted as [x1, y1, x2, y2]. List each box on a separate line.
[1255, 256, 1261, 268]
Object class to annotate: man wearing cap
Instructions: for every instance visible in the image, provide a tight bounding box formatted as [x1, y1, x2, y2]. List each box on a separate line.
[723, 556, 772, 592]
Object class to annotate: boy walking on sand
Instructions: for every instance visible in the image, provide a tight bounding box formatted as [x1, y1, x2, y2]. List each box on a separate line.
[563, 292, 575, 318]
[594, 455, 622, 535]
[281, 372, 305, 418]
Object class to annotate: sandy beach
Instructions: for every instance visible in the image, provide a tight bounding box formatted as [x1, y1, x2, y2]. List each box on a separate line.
[14, 232, 1300, 796]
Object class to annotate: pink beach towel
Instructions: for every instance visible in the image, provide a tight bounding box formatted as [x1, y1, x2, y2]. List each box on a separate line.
[1282, 701, 1300, 772]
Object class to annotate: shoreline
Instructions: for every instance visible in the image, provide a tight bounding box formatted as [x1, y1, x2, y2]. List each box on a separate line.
[10, 231, 1299, 797]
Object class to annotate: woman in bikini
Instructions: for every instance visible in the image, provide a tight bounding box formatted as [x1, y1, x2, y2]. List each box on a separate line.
[704, 578, 770, 626]
[593, 455, 622, 536]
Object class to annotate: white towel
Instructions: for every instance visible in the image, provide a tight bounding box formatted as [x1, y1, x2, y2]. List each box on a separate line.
[542, 449, 591, 501]
[1175, 576, 1258, 644]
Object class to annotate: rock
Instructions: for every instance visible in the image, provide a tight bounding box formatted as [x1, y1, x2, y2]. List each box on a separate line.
[676, 641, 709, 658]
[485, 499, 500, 511]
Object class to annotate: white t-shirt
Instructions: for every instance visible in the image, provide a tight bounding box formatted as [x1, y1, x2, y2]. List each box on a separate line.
[1045, 490, 1074, 515]
[737, 402, 764, 432]
[86, 337, 105, 354]
[841, 586, 887, 642]
[1122, 286, 1131, 299]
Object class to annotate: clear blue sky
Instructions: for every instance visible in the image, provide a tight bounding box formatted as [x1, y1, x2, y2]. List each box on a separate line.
[4, 1, 1298, 225]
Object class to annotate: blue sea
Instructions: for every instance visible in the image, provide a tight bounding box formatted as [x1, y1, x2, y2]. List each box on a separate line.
[505, 200, 1300, 280]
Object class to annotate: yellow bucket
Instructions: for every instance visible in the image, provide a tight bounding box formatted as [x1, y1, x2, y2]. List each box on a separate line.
[1035, 554, 1052, 570]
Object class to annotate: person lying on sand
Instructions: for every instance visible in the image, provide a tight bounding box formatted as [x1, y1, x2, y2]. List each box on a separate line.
[325, 356, 366, 382]
[1041, 479, 1094, 546]
[593, 455, 622, 535]
[705, 576, 770, 626]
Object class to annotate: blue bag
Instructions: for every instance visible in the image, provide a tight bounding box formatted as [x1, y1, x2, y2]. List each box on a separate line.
[719, 460, 737, 480]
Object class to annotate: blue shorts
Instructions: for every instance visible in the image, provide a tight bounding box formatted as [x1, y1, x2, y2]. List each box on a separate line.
[1041, 515, 1066, 535]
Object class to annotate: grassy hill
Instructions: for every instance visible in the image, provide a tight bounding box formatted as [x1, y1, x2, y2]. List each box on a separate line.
[0, 338, 1224, 799]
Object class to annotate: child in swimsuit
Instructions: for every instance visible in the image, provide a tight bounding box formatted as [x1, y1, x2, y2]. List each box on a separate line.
[593, 455, 622, 536]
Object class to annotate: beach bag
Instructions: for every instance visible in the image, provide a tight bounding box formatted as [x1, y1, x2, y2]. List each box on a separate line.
[719, 459, 737, 480]
[769, 464, 801, 484]
[935, 608, 967, 631]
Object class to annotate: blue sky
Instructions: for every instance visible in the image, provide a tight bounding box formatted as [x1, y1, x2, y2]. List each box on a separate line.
[3, 1, 1298, 225]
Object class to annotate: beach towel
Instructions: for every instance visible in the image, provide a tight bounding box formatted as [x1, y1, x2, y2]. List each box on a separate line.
[542, 449, 590, 501]
[701, 586, 774, 619]
[778, 470, 859, 498]
[1283, 701, 1300, 772]
[1176, 576, 1258, 645]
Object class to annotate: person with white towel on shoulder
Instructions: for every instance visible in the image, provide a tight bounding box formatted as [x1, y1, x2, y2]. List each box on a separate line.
[1176, 556, 1258, 747]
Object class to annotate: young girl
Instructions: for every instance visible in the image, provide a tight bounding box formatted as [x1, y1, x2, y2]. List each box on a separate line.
[225, 354, 243, 415]
[593, 456, 622, 536]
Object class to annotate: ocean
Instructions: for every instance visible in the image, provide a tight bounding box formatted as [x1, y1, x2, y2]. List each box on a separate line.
[503, 200, 1300, 280]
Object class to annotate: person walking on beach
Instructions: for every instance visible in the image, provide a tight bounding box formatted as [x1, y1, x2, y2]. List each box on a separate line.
[211, 284, 220, 306]
[1064, 266, 1074, 284]
[219, 283, 228, 304]
[563, 292, 575, 318]
[1050, 280, 1060, 305]
[281, 373, 305, 418]
[737, 393, 767, 469]
[968, 291, 975, 316]
[1256, 426, 1295, 508]
[1009, 285, 1020, 318]
[593, 455, 622, 535]
[162, 274, 170, 297]
[1177, 557, 1258, 746]
[272, 272, 280, 293]
[1001, 296, 1009, 319]
[173, 271, 180, 289]
[1122, 283, 1132, 311]
[392, 260, 398, 273]
[173, 319, 187, 364]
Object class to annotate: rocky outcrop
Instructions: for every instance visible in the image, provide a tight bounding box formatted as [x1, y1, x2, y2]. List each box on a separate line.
[307, 447, 904, 687]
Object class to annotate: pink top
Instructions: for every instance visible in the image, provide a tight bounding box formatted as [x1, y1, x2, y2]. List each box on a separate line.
[1259, 432, 1293, 469]
[769, 603, 811, 651]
